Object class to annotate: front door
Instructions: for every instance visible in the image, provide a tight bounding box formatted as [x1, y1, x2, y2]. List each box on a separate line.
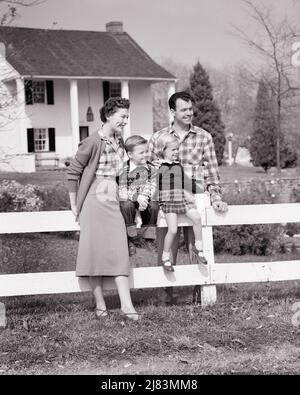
[79, 126, 89, 141]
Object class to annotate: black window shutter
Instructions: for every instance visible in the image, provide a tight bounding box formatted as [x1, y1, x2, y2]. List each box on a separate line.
[48, 128, 56, 152]
[103, 81, 110, 103]
[25, 80, 33, 105]
[46, 80, 54, 105]
[27, 128, 34, 152]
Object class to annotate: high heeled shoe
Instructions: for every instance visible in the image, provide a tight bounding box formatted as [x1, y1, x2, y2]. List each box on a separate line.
[95, 308, 108, 318]
[120, 310, 141, 321]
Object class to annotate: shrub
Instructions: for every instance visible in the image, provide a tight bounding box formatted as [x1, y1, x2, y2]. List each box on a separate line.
[213, 224, 284, 256]
[221, 180, 281, 205]
[36, 183, 70, 211]
[212, 181, 285, 255]
[285, 184, 300, 236]
[0, 180, 43, 212]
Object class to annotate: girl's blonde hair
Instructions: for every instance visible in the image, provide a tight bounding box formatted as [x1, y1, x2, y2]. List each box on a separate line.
[155, 131, 179, 159]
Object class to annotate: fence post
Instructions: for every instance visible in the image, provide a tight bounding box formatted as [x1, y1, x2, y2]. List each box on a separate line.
[199, 194, 217, 307]
[0, 302, 6, 328]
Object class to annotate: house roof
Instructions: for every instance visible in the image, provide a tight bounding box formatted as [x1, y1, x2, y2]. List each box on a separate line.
[0, 26, 176, 80]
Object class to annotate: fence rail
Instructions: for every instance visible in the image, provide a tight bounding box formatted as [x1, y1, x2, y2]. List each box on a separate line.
[1, 197, 300, 306]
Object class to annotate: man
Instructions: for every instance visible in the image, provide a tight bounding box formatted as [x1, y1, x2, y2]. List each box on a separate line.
[148, 91, 228, 303]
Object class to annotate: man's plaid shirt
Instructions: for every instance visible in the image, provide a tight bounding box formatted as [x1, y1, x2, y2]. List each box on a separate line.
[148, 124, 222, 203]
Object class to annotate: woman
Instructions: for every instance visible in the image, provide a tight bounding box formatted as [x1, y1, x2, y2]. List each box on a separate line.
[66, 97, 139, 321]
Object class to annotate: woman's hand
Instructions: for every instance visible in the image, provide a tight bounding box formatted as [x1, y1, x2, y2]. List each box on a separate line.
[71, 204, 78, 218]
[69, 192, 78, 219]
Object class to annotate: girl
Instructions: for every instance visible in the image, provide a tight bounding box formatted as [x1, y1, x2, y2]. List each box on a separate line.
[156, 132, 207, 272]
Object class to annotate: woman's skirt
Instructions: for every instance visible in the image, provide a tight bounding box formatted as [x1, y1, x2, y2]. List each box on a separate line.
[76, 177, 130, 277]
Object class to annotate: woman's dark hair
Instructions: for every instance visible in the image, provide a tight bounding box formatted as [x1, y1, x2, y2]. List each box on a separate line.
[100, 97, 130, 122]
[168, 91, 193, 111]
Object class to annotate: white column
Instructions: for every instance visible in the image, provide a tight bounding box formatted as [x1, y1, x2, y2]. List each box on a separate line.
[168, 81, 176, 124]
[16, 77, 27, 154]
[121, 80, 130, 140]
[69, 79, 80, 154]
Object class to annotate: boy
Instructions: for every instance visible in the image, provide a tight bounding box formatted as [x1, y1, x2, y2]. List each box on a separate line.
[119, 135, 159, 256]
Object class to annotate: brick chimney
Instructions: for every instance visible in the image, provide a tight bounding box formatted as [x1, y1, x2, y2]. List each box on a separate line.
[106, 21, 123, 34]
[0, 42, 5, 59]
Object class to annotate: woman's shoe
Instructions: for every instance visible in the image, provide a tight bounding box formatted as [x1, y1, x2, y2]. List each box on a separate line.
[161, 257, 175, 272]
[191, 247, 208, 265]
[121, 310, 141, 321]
[95, 308, 108, 318]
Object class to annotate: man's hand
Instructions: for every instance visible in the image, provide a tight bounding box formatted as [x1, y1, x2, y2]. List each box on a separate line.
[137, 195, 148, 211]
[212, 200, 228, 213]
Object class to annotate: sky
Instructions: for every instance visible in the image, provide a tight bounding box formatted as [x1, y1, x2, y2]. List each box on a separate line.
[6, 0, 300, 69]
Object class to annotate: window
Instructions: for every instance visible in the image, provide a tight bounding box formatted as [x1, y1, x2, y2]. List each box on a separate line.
[109, 82, 121, 97]
[27, 128, 56, 153]
[103, 81, 122, 102]
[25, 80, 54, 105]
[79, 126, 89, 141]
[32, 81, 46, 104]
[34, 128, 48, 152]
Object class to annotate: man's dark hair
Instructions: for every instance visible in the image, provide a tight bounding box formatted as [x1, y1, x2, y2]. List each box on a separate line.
[168, 91, 193, 111]
[100, 97, 130, 122]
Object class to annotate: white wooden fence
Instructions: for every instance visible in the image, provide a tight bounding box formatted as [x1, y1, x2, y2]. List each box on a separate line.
[1, 194, 300, 306]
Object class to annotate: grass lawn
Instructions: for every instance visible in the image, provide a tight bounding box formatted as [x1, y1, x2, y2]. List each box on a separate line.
[1, 236, 300, 375]
[1, 277, 300, 375]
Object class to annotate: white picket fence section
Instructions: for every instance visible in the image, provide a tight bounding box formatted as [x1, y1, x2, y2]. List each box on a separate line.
[1, 194, 300, 306]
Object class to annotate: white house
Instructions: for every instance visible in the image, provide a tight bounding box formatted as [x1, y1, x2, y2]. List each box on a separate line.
[0, 22, 176, 171]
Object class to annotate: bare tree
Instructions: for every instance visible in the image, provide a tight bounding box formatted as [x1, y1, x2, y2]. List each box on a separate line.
[0, 0, 45, 25]
[0, 0, 47, 115]
[233, 0, 300, 172]
[0, 0, 47, 165]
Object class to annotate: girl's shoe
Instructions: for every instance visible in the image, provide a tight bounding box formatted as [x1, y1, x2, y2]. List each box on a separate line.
[191, 247, 208, 265]
[95, 308, 108, 318]
[161, 257, 175, 272]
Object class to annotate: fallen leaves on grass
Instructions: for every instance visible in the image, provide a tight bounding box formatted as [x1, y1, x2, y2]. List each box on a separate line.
[22, 319, 29, 331]
[179, 358, 189, 364]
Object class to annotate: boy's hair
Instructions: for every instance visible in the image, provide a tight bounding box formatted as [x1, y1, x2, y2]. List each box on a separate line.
[125, 135, 148, 153]
[155, 131, 179, 159]
[168, 91, 193, 111]
[100, 97, 130, 122]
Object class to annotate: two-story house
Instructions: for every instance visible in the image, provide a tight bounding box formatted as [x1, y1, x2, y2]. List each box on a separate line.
[0, 22, 176, 171]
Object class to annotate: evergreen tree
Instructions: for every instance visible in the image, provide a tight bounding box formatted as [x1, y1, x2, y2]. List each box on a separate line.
[189, 61, 226, 164]
[250, 80, 278, 172]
